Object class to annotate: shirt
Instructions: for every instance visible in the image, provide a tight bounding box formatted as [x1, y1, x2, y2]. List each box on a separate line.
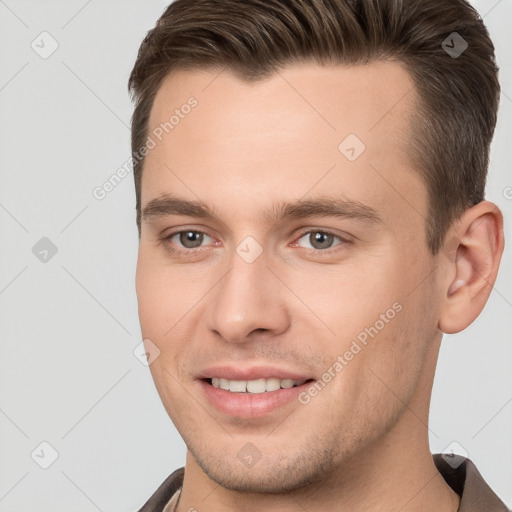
[137, 454, 511, 511]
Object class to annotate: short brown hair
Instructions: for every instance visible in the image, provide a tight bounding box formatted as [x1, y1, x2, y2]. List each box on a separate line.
[128, 0, 500, 254]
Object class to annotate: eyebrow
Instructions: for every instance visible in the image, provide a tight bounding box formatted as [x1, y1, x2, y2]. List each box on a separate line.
[141, 194, 383, 225]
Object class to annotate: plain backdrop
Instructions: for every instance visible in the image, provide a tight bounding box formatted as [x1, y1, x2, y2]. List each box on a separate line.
[0, 0, 511, 510]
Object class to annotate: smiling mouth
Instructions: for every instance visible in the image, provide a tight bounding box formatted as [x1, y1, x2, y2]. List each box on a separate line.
[205, 377, 315, 394]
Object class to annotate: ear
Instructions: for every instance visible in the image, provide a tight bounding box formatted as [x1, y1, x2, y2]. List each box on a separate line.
[438, 201, 504, 334]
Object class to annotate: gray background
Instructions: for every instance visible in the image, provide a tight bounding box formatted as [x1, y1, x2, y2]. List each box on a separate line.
[0, 0, 510, 510]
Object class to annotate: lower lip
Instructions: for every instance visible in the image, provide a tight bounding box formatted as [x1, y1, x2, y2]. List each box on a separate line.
[199, 379, 314, 418]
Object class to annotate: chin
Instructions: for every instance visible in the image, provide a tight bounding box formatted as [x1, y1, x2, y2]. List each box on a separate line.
[189, 443, 339, 494]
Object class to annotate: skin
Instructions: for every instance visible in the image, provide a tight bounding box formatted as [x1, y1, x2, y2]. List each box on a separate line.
[135, 61, 504, 512]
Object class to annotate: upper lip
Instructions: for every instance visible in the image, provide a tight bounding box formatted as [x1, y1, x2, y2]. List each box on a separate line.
[197, 365, 314, 381]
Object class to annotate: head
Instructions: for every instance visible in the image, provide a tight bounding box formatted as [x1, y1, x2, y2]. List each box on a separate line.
[129, 0, 503, 494]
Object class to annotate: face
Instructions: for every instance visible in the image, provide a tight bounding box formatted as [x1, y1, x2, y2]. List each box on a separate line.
[136, 61, 442, 492]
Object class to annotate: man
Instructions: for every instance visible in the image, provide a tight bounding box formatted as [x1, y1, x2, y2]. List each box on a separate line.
[128, 0, 509, 510]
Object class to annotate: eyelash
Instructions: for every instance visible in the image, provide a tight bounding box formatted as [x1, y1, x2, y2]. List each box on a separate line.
[161, 229, 351, 256]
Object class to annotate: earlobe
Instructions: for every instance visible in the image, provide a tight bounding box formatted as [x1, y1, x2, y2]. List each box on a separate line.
[438, 201, 504, 334]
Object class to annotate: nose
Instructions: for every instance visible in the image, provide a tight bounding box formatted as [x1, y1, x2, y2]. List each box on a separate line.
[206, 247, 291, 344]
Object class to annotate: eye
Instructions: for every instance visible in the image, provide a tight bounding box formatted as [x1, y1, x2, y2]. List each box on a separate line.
[163, 230, 214, 251]
[294, 230, 346, 251]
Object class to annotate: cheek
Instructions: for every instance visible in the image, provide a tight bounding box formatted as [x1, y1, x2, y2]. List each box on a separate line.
[298, 253, 429, 393]
[136, 256, 195, 419]
[135, 258, 164, 337]
[135, 250, 201, 374]
[135, 249, 187, 338]
[318, 300, 426, 439]
[353, 275, 436, 410]
[294, 260, 402, 346]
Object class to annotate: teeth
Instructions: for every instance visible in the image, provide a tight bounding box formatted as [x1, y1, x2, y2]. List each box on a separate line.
[266, 377, 281, 392]
[281, 379, 294, 389]
[246, 378, 266, 393]
[210, 377, 306, 393]
[230, 380, 246, 392]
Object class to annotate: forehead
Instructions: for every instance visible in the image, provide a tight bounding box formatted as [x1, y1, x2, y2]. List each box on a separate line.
[142, 61, 426, 228]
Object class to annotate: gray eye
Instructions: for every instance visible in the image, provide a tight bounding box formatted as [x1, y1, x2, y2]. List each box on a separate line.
[298, 231, 339, 250]
[309, 232, 335, 250]
[178, 231, 205, 249]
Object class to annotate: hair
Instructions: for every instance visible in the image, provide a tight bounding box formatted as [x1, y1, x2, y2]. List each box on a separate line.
[128, 0, 500, 254]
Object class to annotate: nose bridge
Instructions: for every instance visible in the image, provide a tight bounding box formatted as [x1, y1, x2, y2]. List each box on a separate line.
[207, 245, 289, 343]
